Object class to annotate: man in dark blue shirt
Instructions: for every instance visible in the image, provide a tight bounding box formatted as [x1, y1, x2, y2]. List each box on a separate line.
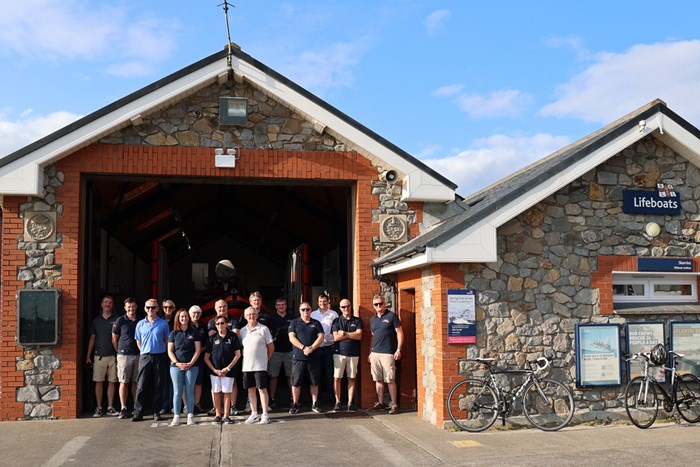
[288, 302, 324, 414]
[369, 294, 403, 415]
[331, 298, 363, 412]
[111, 297, 140, 419]
[267, 297, 294, 407]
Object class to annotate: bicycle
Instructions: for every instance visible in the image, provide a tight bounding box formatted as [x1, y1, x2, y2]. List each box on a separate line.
[446, 355, 575, 432]
[624, 346, 700, 429]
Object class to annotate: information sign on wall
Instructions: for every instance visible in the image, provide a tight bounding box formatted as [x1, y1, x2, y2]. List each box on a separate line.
[670, 321, 700, 377]
[626, 322, 665, 382]
[575, 323, 622, 387]
[447, 289, 476, 344]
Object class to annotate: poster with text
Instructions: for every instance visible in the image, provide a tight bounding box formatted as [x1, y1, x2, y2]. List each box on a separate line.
[626, 322, 665, 382]
[670, 321, 700, 377]
[575, 324, 622, 387]
[447, 288, 476, 344]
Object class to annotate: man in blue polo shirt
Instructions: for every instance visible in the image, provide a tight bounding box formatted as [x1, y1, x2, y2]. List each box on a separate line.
[132, 298, 170, 422]
[288, 302, 324, 414]
[369, 294, 403, 415]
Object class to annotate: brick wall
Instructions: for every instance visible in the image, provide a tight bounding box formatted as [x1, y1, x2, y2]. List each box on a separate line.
[1, 143, 389, 419]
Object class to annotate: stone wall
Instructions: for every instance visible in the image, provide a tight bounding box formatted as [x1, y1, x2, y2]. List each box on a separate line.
[14, 165, 64, 419]
[459, 134, 700, 418]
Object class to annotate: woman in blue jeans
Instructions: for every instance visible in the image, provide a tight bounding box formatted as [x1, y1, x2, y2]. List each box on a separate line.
[167, 308, 201, 426]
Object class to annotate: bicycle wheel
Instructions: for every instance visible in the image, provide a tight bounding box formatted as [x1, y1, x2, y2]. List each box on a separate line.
[676, 373, 700, 423]
[522, 379, 574, 431]
[624, 376, 658, 428]
[446, 378, 498, 432]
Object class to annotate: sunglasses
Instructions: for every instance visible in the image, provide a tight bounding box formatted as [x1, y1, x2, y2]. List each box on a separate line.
[215, 322, 227, 325]
[300, 308, 312, 311]
[373, 303, 384, 307]
[145, 306, 158, 309]
[163, 306, 174, 309]
[339, 305, 351, 309]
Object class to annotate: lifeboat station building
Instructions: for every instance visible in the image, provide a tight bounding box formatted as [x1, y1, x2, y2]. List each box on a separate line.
[1, 44, 700, 428]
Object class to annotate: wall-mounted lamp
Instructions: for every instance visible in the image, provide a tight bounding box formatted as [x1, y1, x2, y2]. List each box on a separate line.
[214, 147, 240, 168]
[219, 97, 248, 125]
[645, 221, 661, 237]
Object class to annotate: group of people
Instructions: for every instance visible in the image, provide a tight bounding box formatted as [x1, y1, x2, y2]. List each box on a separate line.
[86, 290, 404, 426]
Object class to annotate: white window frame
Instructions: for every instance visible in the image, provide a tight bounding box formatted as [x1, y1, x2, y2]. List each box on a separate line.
[612, 272, 698, 303]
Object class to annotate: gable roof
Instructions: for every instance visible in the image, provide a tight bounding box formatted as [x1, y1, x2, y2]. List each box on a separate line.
[0, 46, 456, 202]
[374, 99, 700, 274]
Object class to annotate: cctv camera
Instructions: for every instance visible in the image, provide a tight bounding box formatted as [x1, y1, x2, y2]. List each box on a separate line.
[380, 170, 398, 183]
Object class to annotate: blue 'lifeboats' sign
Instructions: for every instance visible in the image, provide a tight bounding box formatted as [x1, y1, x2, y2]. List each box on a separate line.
[637, 257, 693, 272]
[623, 189, 680, 215]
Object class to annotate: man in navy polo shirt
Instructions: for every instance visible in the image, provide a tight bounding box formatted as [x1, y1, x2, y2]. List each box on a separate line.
[288, 302, 324, 414]
[132, 298, 170, 422]
[111, 297, 140, 419]
[86, 295, 118, 417]
[331, 298, 363, 412]
[369, 294, 403, 415]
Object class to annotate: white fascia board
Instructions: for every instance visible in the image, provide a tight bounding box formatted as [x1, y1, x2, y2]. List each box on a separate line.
[0, 59, 229, 196]
[377, 251, 431, 275]
[656, 114, 700, 166]
[232, 57, 455, 203]
[401, 170, 456, 202]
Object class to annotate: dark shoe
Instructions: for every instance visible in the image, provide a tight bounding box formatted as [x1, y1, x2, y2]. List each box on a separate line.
[93, 407, 103, 418]
[311, 402, 322, 414]
[158, 409, 167, 416]
[347, 403, 357, 412]
[370, 402, 387, 411]
[333, 402, 342, 412]
[194, 404, 205, 415]
[207, 407, 216, 416]
[288, 403, 299, 415]
[388, 405, 399, 415]
[212, 416, 222, 425]
[106, 406, 118, 416]
[131, 411, 143, 422]
[154, 413, 162, 422]
[230, 405, 239, 416]
[222, 416, 234, 425]
[118, 408, 129, 419]
[269, 399, 277, 408]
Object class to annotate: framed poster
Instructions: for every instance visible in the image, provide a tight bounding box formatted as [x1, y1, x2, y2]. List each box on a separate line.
[447, 288, 476, 344]
[575, 323, 622, 387]
[625, 322, 665, 382]
[669, 321, 700, 377]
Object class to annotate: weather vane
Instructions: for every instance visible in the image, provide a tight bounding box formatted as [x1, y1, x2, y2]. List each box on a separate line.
[219, 1, 235, 68]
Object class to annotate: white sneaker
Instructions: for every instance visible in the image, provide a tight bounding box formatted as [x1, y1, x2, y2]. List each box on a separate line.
[244, 413, 260, 425]
[187, 414, 194, 426]
[169, 416, 180, 427]
[259, 414, 270, 425]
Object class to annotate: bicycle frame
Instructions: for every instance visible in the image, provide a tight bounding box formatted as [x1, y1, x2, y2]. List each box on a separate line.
[482, 360, 547, 425]
[630, 352, 682, 413]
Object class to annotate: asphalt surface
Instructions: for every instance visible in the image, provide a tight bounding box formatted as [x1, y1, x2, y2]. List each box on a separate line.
[1, 408, 699, 466]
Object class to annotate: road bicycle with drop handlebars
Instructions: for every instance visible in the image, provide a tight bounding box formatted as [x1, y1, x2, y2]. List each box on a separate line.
[446, 355, 575, 432]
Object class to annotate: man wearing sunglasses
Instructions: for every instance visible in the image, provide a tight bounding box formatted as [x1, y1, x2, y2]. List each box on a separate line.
[369, 294, 403, 415]
[288, 302, 324, 414]
[132, 299, 170, 422]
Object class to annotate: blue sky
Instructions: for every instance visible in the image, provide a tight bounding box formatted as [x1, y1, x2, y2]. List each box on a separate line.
[3, 0, 700, 196]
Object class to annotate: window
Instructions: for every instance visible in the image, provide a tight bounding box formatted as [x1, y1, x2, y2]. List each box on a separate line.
[612, 274, 697, 303]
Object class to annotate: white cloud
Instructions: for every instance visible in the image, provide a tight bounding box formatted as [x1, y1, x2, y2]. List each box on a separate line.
[456, 89, 533, 118]
[421, 133, 570, 196]
[433, 84, 464, 97]
[0, 108, 81, 157]
[0, 0, 178, 77]
[541, 40, 700, 123]
[424, 9, 451, 35]
[282, 39, 370, 92]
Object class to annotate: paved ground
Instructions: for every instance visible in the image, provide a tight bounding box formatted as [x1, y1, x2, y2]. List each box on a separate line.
[1, 408, 699, 466]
